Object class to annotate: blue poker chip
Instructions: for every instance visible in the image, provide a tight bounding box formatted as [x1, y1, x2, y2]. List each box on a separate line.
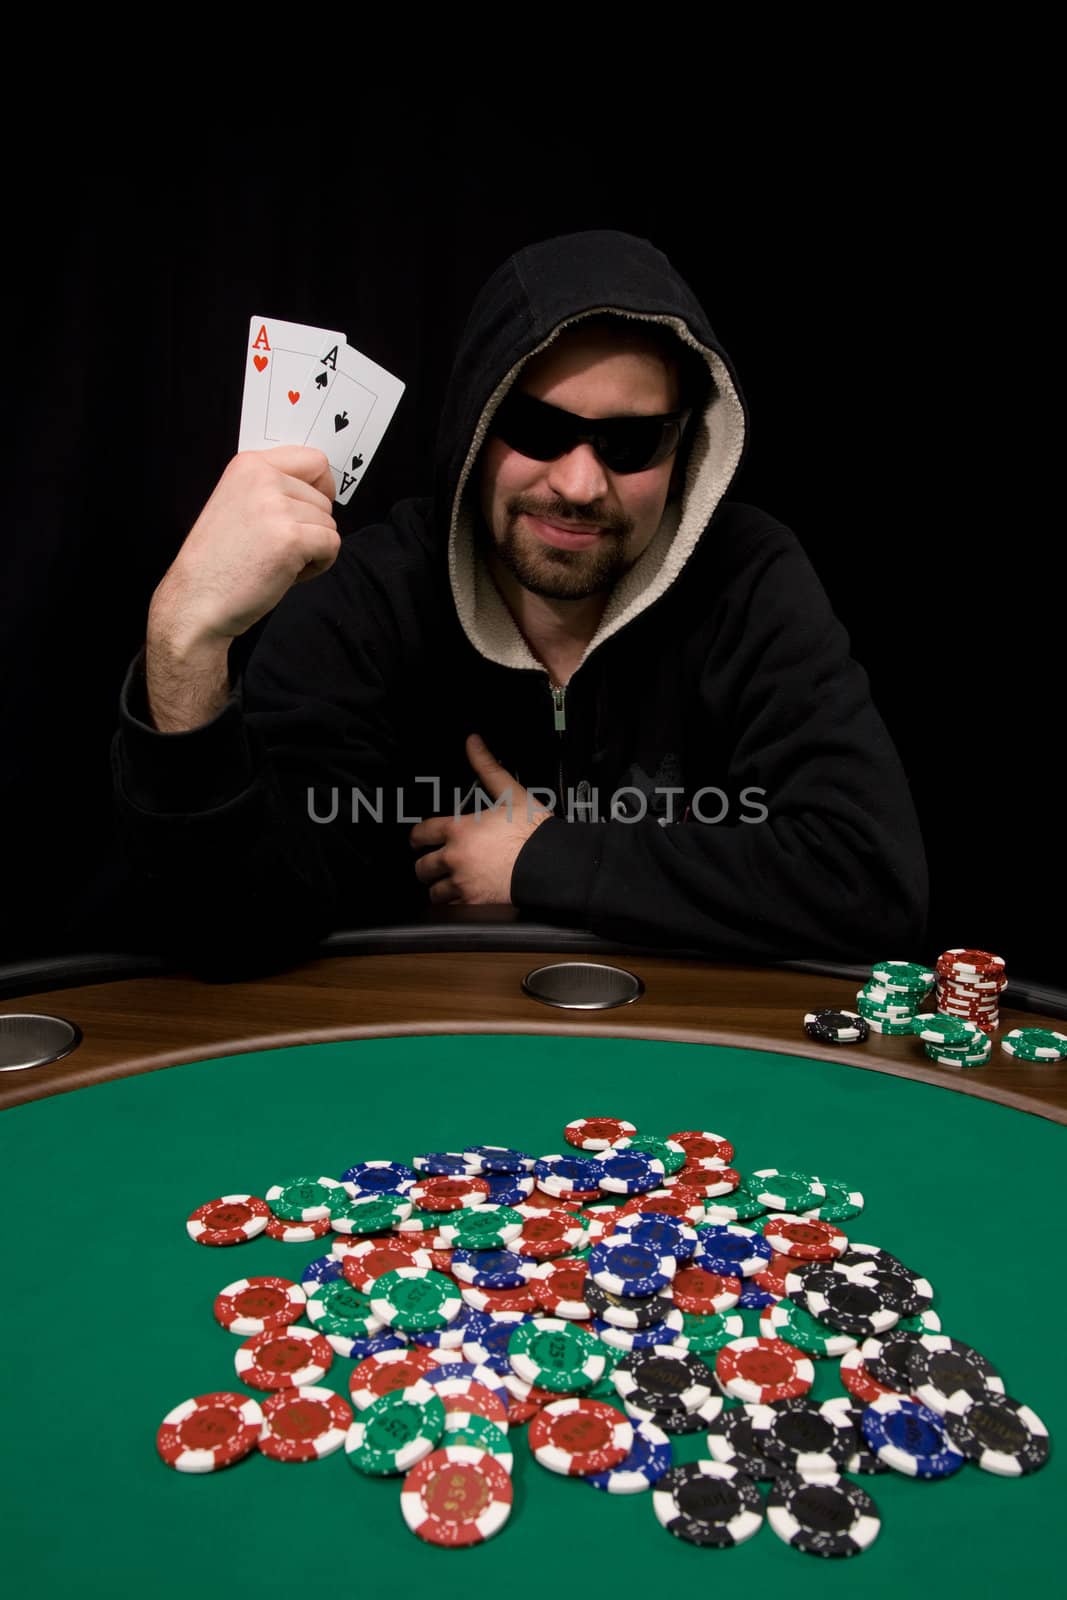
[597, 1149, 666, 1196]
[614, 1213, 699, 1262]
[301, 1254, 346, 1293]
[589, 1236, 677, 1298]
[534, 1153, 608, 1191]
[450, 1248, 537, 1289]
[585, 1418, 673, 1493]
[462, 1145, 535, 1174]
[861, 1396, 967, 1478]
[412, 1151, 482, 1176]
[339, 1160, 416, 1195]
[737, 1285, 779, 1310]
[459, 1309, 530, 1371]
[417, 1360, 510, 1411]
[332, 1329, 407, 1363]
[696, 1224, 774, 1277]
[593, 1309, 685, 1351]
[482, 1172, 536, 1205]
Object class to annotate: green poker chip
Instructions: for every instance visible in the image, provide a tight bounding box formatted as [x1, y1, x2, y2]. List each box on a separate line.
[1001, 1027, 1067, 1061]
[329, 1194, 412, 1235]
[305, 1278, 382, 1338]
[438, 1204, 524, 1250]
[442, 1412, 514, 1472]
[915, 1014, 982, 1047]
[749, 1170, 825, 1211]
[369, 1268, 464, 1331]
[264, 1176, 346, 1221]
[585, 1341, 626, 1399]
[870, 960, 936, 993]
[898, 1309, 942, 1334]
[762, 1296, 856, 1357]
[671, 1309, 745, 1357]
[801, 1179, 864, 1223]
[508, 1317, 606, 1393]
[344, 1387, 445, 1476]
[393, 1208, 442, 1233]
[703, 1185, 767, 1223]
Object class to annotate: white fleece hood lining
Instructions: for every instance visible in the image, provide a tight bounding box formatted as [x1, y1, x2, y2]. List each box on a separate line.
[447, 310, 746, 675]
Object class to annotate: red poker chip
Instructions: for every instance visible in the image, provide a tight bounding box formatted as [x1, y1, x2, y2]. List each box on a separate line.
[512, 1210, 587, 1260]
[428, 1250, 455, 1274]
[714, 1337, 814, 1403]
[436, 1381, 509, 1427]
[529, 1398, 633, 1474]
[530, 1258, 592, 1318]
[935, 948, 1005, 978]
[518, 1188, 576, 1212]
[340, 1241, 433, 1293]
[157, 1391, 264, 1472]
[348, 1346, 440, 1408]
[257, 1386, 352, 1462]
[401, 1446, 513, 1546]
[672, 1263, 742, 1315]
[265, 1213, 332, 1243]
[668, 1166, 741, 1199]
[621, 1190, 706, 1224]
[753, 1252, 796, 1294]
[186, 1195, 271, 1247]
[408, 1175, 491, 1212]
[213, 1276, 307, 1335]
[564, 1116, 638, 1151]
[760, 1215, 848, 1261]
[507, 1397, 544, 1425]
[579, 1208, 624, 1244]
[234, 1326, 334, 1390]
[460, 1282, 536, 1314]
[667, 1129, 736, 1168]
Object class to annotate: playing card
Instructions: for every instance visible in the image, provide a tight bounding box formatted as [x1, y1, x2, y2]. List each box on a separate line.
[296, 339, 405, 503]
[238, 315, 345, 454]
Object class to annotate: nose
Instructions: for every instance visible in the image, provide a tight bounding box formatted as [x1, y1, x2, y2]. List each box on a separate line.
[545, 441, 611, 506]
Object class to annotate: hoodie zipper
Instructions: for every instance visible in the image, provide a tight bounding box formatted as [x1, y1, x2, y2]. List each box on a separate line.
[550, 683, 567, 809]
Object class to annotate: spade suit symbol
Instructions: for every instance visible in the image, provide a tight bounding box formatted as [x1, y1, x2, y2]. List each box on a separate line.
[334, 411, 349, 432]
[315, 371, 329, 389]
[351, 454, 364, 470]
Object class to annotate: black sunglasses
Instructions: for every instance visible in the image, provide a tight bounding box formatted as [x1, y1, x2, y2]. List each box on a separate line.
[490, 390, 692, 475]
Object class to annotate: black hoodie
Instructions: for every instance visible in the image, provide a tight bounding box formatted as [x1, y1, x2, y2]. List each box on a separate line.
[110, 229, 928, 971]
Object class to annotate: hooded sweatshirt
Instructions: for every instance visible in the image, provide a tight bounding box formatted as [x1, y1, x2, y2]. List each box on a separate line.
[110, 229, 928, 972]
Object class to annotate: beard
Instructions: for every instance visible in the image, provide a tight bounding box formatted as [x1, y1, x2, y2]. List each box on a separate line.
[480, 500, 636, 601]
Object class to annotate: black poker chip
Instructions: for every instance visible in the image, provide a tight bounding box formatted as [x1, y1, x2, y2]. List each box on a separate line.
[653, 1461, 765, 1547]
[862, 1329, 927, 1392]
[766, 1471, 881, 1557]
[614, 1347, 715, 1410]
[789, 1266, 901, 1337]
[906, 1336, 1004, 1415]
[941, 1392, 1050, 1476]
[804, 1009, 870, 1045]
[706, 1405, 786, 1479]
[829, 1399, 890, 1473]
[584, 1277, 670, 1330]
[757, 1398, 860, 1475]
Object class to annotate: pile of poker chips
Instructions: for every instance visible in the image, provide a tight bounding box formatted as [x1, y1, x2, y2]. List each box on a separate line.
[806, 947, 1066, 1070]
[162, 1117, 1051, 1556]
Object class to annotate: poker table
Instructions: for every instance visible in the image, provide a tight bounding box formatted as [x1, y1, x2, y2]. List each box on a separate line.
[2, 912, 1065, 1597]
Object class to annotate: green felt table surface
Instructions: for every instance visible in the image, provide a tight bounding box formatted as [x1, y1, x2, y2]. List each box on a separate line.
[1, 1032, 1062, 1597]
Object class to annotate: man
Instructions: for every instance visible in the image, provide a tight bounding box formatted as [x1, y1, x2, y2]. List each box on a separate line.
[105, 228, 927, 971]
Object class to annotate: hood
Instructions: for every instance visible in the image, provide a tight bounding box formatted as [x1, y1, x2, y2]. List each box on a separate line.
[434, 229, 750, 673]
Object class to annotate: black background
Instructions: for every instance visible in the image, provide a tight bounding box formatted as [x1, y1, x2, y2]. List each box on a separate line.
[2, 91, 1058, 980]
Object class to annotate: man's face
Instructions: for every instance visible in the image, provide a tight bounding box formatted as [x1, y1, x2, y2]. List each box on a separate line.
[477, 328, 682, 602]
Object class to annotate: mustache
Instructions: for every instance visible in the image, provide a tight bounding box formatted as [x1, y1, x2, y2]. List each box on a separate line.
[509, 498, 632, 536]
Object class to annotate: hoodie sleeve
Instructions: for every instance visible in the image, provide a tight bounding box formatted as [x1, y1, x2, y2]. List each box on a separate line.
[110, 512, 430, 976]
[508, 528, 929, 962]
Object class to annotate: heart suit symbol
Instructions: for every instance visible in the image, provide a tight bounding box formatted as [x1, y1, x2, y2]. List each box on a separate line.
[253, 355, 268, 372]
[288, 391, 300, 405]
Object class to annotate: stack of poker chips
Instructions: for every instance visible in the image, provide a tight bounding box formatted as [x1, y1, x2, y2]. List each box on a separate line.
[855, 961, 935, 1035]
[912, 1012, 993, 1068]
[934, 948, 1006, 1036]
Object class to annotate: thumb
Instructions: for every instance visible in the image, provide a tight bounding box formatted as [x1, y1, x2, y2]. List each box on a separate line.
[466, 732, 519, 799]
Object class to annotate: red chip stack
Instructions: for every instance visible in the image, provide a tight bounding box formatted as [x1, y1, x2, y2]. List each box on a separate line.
[934, 948, 1007, 1036]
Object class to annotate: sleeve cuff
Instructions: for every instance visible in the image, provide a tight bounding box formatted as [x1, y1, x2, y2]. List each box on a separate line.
[116, 644, 258, 813]
[510, 816, 603, 923]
